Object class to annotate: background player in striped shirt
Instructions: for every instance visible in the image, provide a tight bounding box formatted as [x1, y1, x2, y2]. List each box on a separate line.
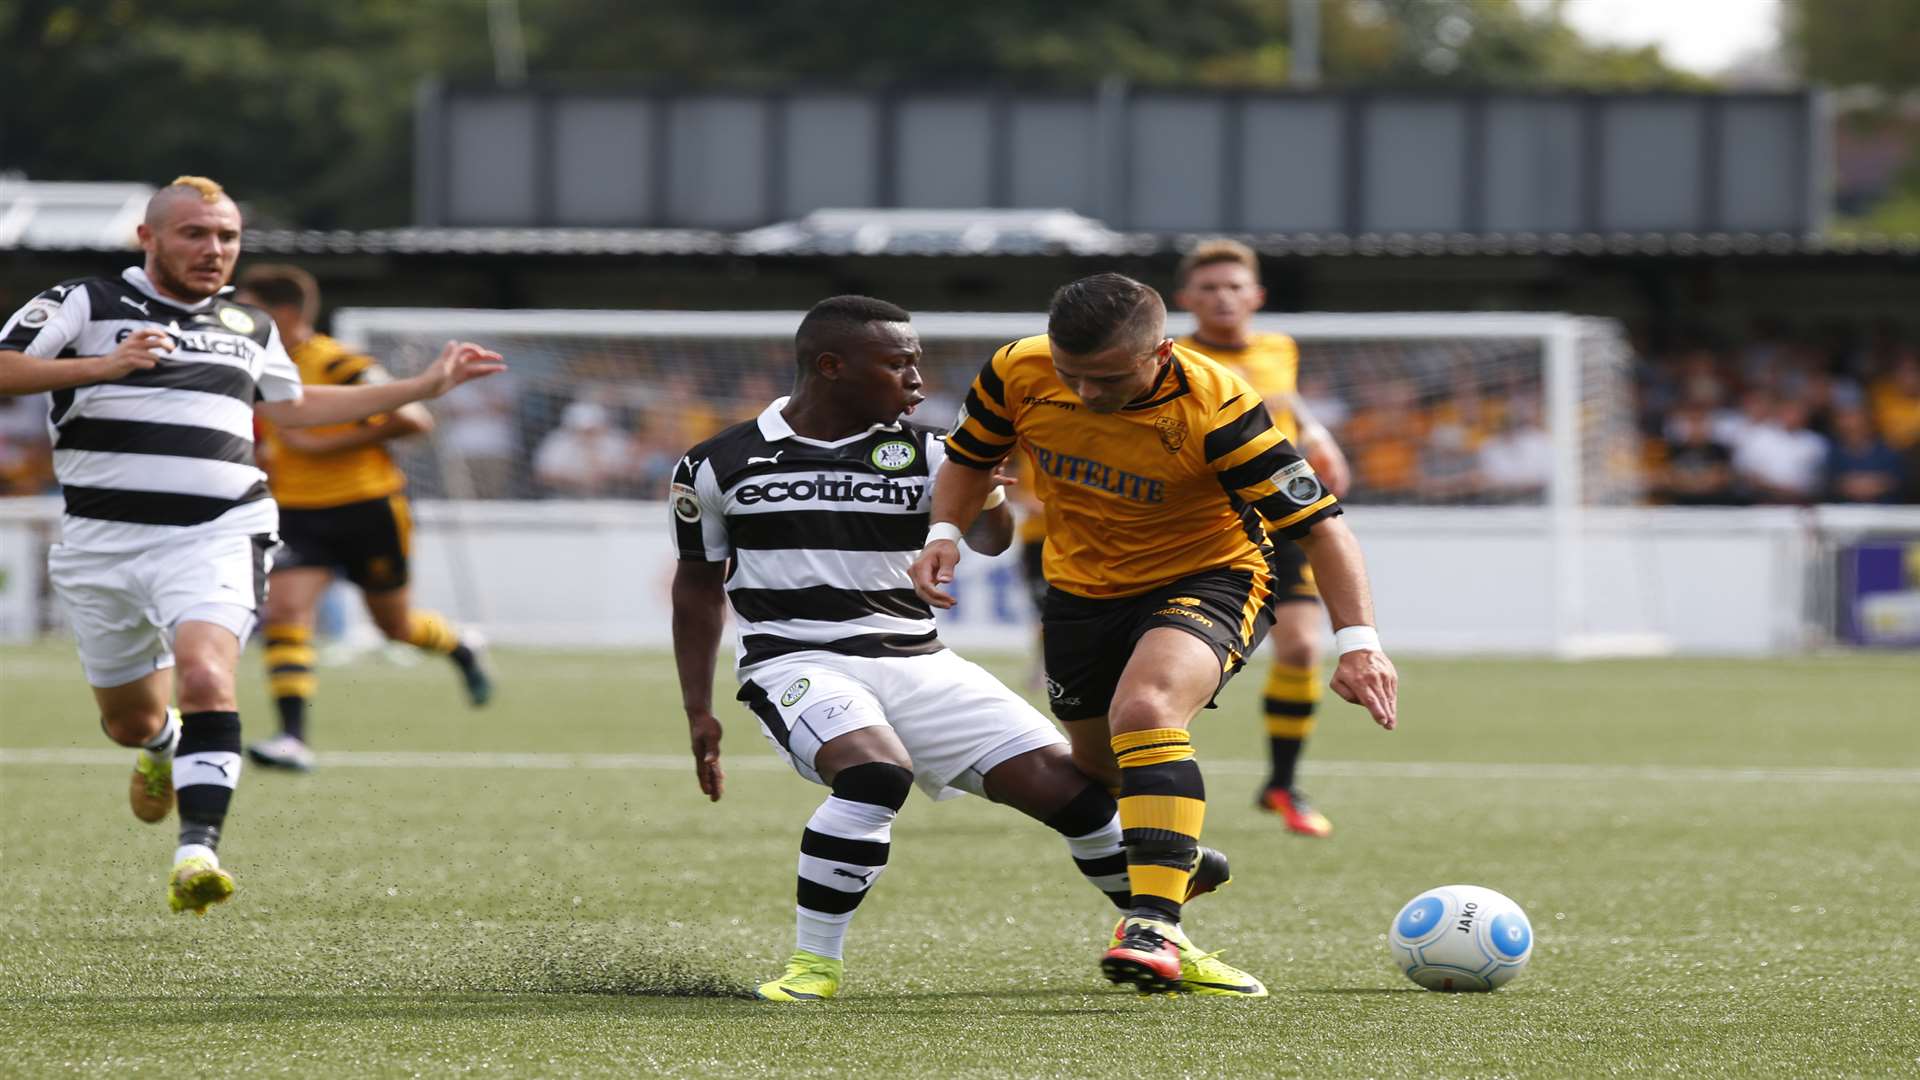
[913, 273, 1398, 994]
[669, 296, 1235, 1002]
[0, 176, 502, 915]
[1174, 239, 1353, 838]
[237, 265, 491, 773]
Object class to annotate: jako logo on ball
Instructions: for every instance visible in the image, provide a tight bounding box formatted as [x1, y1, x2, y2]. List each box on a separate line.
[1387, 884, 1533, 992]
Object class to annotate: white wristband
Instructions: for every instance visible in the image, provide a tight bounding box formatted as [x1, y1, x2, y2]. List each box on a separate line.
[925, 521, 964, 548]
[1334, 625, 1381, 655]
[980, 485, 1006, 510]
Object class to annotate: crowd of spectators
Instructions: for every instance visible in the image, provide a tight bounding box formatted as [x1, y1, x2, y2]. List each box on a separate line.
[1639, 326, 1920, 505]
[2, 325, 1917, 506]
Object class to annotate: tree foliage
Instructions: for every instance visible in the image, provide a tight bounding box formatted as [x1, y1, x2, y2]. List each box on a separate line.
[1, 0, 1697, 227]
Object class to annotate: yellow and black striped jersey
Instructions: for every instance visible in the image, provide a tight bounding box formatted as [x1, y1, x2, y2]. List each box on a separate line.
[259, 333, 407, 509]
[1176, 332, 1300, 443]
[945, 335, 1340, 599]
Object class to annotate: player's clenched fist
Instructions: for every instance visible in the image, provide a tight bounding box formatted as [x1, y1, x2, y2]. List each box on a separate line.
[97, 327, 172, 379]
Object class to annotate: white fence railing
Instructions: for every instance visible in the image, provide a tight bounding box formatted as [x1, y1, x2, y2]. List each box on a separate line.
[6, 498, 1919, 655]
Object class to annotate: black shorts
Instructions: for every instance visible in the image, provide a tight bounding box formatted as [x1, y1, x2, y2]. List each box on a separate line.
[1020, 538, 1047, 613]
[275, 495, 413, 592]
[1270, 538, 1320, 604]
[1040, 566, 1276, 722]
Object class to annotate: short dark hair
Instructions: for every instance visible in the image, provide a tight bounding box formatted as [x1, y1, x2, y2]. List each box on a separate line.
[237, 263, 320, 323]
[794, 295, 912, 372]
[1047, 273, 1165, 356]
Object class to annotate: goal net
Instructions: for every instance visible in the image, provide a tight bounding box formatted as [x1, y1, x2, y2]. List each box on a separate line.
[331, 308, 1649, 655]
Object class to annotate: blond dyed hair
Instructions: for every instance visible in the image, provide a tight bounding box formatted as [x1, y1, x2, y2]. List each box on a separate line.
[1176, 238, 1260, 287]
[166, 175, 227, 202]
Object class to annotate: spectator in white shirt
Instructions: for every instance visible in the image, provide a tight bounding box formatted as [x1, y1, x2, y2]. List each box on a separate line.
[1733, 399, 1829, 504]
[533, 402, 633, 498]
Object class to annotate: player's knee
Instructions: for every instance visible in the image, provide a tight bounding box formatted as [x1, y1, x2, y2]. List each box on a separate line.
[370, 608, 411, 641]
[1269, 627, 1319, 668]
[99, 708, 166, 747]
[173, 656, 235, 709]
[1107, 691, 1183, 735]
[830, 761, 913, 812]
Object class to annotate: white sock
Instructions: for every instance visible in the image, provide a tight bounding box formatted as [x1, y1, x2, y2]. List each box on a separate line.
[792, 795, 896, 961]
[173, 843, 217, 867]
[795, 907, 855, 960]
[142, 709, 182, 759]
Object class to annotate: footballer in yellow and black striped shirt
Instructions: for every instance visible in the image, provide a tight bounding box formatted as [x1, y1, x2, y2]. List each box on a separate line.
[909, 273, 1396, 994]
[239, 265, 491, 773]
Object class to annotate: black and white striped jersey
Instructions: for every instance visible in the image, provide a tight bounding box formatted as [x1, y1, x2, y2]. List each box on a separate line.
[672, 397, 949, 670]
[0, 267, 301, 553]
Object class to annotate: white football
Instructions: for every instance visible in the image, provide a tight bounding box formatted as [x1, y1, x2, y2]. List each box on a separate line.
[1388, 884, 1533, 992]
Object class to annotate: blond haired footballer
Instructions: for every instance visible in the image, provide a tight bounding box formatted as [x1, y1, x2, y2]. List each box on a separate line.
[0, 177, 502, 914]
[1175, 239, 1353, 837]
[911, 273, 1397, 994]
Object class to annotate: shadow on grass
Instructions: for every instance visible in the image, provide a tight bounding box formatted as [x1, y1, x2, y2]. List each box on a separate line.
[1298, 987, 1426, 995]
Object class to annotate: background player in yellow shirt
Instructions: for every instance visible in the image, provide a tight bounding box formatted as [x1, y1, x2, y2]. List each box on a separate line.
[1174, 239, 1352, 838]
[913, 273, 1397, 995]
[239, 265, 491, 771]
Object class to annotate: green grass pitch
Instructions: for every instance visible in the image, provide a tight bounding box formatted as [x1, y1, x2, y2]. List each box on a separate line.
[2, 641, 1917, 1077]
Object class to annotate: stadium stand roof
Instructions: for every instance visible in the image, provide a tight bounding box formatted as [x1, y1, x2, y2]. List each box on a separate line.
[4, 197, 1916, 259]
[0, 178, 153, 249]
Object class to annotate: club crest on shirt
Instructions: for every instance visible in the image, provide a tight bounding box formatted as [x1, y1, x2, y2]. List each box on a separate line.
[218, 307, 256, 334]
[1284, 474, 1324, 505]
[1154, 416, 1188, 454]
[669, 482, 701, 522]
[780, 678, 811, 707]
[870, 440, 916, 471]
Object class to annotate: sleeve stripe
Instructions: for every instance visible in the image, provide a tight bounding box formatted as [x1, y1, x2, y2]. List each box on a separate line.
[940, 440, 998, 469]
[946, 426, 1009, 463]
[1255, 494, 1340, 535]
[977, 344, 1012, 407]
[1217, 443, 1297, 492]
[964, 388, 1015, 436]
[1203, 403, 1273, 462]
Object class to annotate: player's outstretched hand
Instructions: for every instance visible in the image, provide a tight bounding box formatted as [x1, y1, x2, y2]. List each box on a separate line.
[1331, 649, 1398, 730]
[421, 340, 506, 397]
[909, 539, 961, 609]
[97, 327, 170, 379]
[688, 711, 725, 801]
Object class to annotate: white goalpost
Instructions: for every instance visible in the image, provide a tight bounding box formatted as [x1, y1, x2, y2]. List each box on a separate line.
[328, 307, 1663, 657]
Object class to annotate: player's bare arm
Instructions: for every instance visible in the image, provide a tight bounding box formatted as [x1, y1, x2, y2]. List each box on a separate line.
[910, 460, 999, 608]
[1293, 516, 1398, 730]
[671, 559, 731, 802]
[0, 328, 172, 395]
[959, 464, 1021, 556]
[257, 340, 503, 428]
[275, 403, 433, 454]
[1287, 392, 1353, 499]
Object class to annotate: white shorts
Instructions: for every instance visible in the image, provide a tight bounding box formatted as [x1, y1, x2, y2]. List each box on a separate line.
[736, 648, 1068, 801]
[49, 532, 273, 687]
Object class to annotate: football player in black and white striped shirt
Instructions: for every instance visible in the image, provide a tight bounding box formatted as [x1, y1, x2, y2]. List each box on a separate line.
[670, 296, 1227, 1002]
[0, 176, 503, 915]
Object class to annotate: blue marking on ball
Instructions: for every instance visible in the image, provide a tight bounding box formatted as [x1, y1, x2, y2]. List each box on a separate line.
[1396, 896, 1446, 941]
[1490, 911, 1532, 958]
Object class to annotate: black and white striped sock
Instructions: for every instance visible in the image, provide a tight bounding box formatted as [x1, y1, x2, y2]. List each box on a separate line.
[1044, 784, 1130, 910]
[174, 710, 242, 860]
[793, 762, 912, 961]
